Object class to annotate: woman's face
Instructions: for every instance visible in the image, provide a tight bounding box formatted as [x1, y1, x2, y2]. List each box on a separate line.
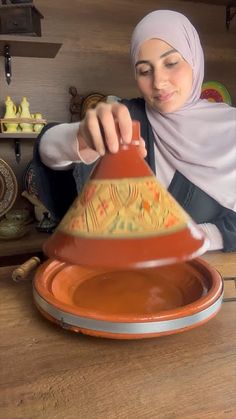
[135, 38, 193, 113]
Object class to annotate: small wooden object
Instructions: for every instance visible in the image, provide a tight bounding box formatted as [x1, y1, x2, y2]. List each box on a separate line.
[0, 3, 44, 37]
[12, 256, 41, 282]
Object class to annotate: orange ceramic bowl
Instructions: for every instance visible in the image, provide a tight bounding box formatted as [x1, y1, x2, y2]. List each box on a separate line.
[33, 258, 223, 339]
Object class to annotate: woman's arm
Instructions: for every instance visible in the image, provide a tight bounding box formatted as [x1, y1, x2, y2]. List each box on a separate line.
[33, 123, 79, 221]
[168, 170, 236, 252]
[33, 105, 132, 220]
[213, 210, 236, 252]
[39, 122, 99, 168]
[199, 223, 223, 251]
[34, 100, 146, 222]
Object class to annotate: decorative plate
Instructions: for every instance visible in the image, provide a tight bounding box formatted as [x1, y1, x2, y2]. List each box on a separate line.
[23, 160, 38, 197]
[0, 159, 18, 218]
[201, 81, 232, 105]
[80, 93, 105, 119]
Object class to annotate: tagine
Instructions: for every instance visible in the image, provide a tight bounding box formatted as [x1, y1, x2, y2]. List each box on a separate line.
[33, 121, 223, 339]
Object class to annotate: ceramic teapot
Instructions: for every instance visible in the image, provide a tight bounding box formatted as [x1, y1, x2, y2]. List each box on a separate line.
[4, 96, 18, 133]
[33, 113, 44, 133]
[19, 97, 33, 133]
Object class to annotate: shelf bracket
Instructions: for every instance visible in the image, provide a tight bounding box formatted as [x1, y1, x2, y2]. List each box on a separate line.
[226, 5, 236, 30]
[4, 44, 11, 84]
[14, 139, 21, 164]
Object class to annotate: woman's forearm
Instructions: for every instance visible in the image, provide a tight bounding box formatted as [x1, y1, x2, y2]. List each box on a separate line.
[39, 122, 99, 169]
[199, 223, 223, 251]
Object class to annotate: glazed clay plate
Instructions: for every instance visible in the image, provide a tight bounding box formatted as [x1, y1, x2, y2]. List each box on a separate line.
[201, 81, 232, 105]
[0, 159, 18, 218]
[33, 258, 223, 339]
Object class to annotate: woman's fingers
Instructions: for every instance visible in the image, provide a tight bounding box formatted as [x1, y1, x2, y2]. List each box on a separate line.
[110, 102, 133, 145]
[95, 102, 133, 153]
[139, 138, 147, 158]
[96, 103, 121, 153]
[84, 108, 107, 155]
[78, 102, 146, 157]
[79, 109, 106, 155]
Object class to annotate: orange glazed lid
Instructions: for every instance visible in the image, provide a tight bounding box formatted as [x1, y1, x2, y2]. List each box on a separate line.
[43, 120, 209, 268]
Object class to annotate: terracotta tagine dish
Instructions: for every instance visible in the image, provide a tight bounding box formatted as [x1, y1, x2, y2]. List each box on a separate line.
[33, 121, 223, 339]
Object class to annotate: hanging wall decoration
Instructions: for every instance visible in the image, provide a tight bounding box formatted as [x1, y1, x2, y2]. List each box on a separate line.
[201, 81, 232, 105]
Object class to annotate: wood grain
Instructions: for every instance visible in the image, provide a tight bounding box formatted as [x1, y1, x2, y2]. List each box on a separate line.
[202, 251, 236, 277]
[0, 253, 236, 418]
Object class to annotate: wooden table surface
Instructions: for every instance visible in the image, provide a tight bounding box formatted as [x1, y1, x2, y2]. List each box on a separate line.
[0, 252, 235, 419]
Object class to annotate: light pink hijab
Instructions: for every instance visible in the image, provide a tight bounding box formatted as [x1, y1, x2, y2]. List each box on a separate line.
[131, 10, 236, 211]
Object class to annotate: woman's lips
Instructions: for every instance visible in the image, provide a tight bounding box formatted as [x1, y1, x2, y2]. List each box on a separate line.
[154, 92, 175, 102]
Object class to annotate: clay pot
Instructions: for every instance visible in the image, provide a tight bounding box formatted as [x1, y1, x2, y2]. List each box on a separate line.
[6, 208, 31, 224]
[0, 219, 29, 240]
[43, 121, 208, 269]
[33, 121, 222, 340]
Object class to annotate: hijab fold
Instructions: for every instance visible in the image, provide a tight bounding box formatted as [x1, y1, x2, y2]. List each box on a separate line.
[131, 10, 236, 211]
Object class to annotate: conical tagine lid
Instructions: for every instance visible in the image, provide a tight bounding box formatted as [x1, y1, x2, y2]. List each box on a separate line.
[44, 121, 209, 268]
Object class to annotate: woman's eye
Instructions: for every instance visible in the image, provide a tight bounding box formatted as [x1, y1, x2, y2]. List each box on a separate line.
[138, 69, 152, 76]
[165, 61, 178, 68]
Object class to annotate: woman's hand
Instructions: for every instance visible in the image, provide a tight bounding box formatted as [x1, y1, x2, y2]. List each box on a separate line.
[77, 102, 147, 158]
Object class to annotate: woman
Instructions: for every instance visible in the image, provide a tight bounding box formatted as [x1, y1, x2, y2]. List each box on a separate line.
[34, 10, 236, 252]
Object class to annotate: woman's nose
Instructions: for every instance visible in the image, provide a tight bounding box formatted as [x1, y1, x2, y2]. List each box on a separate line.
[153, 69, 168, 89]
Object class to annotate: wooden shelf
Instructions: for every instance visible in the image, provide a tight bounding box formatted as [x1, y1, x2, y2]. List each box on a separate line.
[0, 39, 62, 58]
[0, 225, 49, 265]
[181, 0, 236, 5]
[0, 118, 46, 137]
[0, 132, 38, 138]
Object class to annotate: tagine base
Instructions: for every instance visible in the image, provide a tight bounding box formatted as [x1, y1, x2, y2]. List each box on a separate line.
[33, 258, 223, 339]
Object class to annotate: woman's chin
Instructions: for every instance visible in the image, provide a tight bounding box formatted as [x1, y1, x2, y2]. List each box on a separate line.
[150, 100, 179, 114]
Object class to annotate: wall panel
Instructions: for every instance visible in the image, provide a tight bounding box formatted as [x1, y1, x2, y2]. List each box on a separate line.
[0, 0, 235, 123]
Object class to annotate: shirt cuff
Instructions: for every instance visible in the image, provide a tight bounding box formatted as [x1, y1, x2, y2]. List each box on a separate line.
[39, 122, 99, 170]
[199, 223, 223, 251]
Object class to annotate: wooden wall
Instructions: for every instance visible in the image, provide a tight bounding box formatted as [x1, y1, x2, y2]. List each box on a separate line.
[1, 0, 236, 123]
[0, 0, 235, 209]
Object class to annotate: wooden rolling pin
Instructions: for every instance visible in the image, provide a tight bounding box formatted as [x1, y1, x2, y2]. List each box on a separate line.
[12, 256, 41, 282]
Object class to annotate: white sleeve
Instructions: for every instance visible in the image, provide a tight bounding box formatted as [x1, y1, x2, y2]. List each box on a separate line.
[199, 223, 223, 251]
[39, 122, 99, 170]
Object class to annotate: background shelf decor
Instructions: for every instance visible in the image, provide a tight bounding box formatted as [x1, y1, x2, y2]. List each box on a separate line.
[0, 117, 46, 134]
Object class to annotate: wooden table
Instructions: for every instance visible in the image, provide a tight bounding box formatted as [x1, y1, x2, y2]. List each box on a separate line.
[0, 252, 235, 419]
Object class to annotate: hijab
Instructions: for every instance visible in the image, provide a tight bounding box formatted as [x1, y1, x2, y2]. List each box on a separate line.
[131, 10, 236, 211]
